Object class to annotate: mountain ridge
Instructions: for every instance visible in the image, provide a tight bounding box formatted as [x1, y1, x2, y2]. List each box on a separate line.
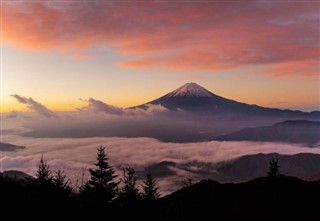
[135, 82, 320, 116]
[214, 120, 320, 146]
[0, 142, 25, 151]
[22, 83, 319, 143]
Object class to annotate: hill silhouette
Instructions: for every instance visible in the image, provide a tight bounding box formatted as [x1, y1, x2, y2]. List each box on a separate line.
[0, 142, 25, 151]
[2, 147, 320, 220]
[158, 176, 320, 220]
[214, 120, 320, 146]
[1, 173, 319, 220]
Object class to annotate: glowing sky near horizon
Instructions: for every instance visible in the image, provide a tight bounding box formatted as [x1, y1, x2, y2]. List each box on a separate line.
[1, 0, 319, 112]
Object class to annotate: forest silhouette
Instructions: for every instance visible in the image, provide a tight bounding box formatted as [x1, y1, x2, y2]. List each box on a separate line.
[1, 146, 319, 220]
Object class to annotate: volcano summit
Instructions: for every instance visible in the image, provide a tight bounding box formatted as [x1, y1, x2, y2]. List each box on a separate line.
[137, 83, 319, 118]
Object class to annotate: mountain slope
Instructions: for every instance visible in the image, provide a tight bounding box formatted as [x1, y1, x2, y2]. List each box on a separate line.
[215, 153, 320, 182]
[144, 153, 320, 184]
[164, 82, 214, 97]
[159, 177, 320, 220]
[136, 83, 320, 120]
[214, 120, 320, 146]
[137, 82, 263, 112]
[22, 83, 320, 142]
[0, 142, 25, 151]
[0, 170, 33, 180]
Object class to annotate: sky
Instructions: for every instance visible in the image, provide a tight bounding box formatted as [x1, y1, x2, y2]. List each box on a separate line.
[1, 0, 319, 112]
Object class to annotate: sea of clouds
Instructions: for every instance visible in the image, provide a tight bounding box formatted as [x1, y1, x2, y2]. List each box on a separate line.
[2, 95, 320, 194]
[2, 134, 320, 194]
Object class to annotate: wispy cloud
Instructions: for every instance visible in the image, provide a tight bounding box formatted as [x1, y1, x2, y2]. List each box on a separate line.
[80, 98, 125, 115]
[11, 95, 57, 118]
[8, 95, 176, 140]
[3, 1, 319, 77]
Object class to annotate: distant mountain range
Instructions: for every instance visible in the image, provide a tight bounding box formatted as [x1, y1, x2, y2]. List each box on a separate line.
[214, 120, 320, 146]
[144, 153, 320, 183]
[215, 153, 320, 182]
[0, 142, 25, 151]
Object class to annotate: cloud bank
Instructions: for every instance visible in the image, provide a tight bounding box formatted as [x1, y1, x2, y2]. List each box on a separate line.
[3, 1, 319, 77]
[2, 135, 320, 194]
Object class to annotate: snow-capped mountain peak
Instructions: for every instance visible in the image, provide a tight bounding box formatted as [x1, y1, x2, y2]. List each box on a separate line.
[165, 83, 214, 97]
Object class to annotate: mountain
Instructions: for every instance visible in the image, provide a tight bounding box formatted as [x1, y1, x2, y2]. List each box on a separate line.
[143, 153, 320, 183]
[23, 83, 319, 143]
[214, 120, 320, 146]
[136, 82, 320, 118]
[304, 172, 320, 182]
[137, 82, 261, 112]
[162, 82, 214, 98]
[215, 153, 320, 182]
[0, 142, 25, 151]
[0, 170, 33, 180]
[159, 177, 320, 220]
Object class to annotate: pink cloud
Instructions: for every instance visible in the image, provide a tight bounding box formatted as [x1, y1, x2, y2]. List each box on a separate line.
[11, 94, 57, 118]
[256, 59, 320, 78]
[3, 1, 319, 77]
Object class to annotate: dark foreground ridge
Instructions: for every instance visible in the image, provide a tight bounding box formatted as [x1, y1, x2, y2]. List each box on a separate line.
[2, 147, 319, 220]
[1, 173, 319, 220]
[159, 176, 320, 221]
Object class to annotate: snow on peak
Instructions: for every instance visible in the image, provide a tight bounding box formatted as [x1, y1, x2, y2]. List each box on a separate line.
[166, 83, 214, 97]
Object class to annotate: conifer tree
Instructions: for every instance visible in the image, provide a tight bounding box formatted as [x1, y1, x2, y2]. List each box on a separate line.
[267, 158, 280, 178]
[36, 156, 52, 185]
[142, 173, 160, 200]
[87, 146, 118, 203]
[53, 170, 71, 191]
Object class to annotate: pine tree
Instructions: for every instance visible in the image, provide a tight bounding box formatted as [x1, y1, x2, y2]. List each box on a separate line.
[267, 158, 280, 178]
[87, 146, 118, 203]
[36, 156, 52, 185]
[53, 170, 71, 191]
[142, 173, 160, 200]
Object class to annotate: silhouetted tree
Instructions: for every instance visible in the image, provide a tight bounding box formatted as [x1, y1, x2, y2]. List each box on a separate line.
[36, 156, 52, 185]
[53, 170, 71, 191]
[119, 166, 140, 202]
[267, 158, 280, 178]
[142, 173, 160, 200]
[85, 146, 118, 203]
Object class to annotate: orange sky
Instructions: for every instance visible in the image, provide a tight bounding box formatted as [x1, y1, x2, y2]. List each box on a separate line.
[1, 0, 319, 112]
